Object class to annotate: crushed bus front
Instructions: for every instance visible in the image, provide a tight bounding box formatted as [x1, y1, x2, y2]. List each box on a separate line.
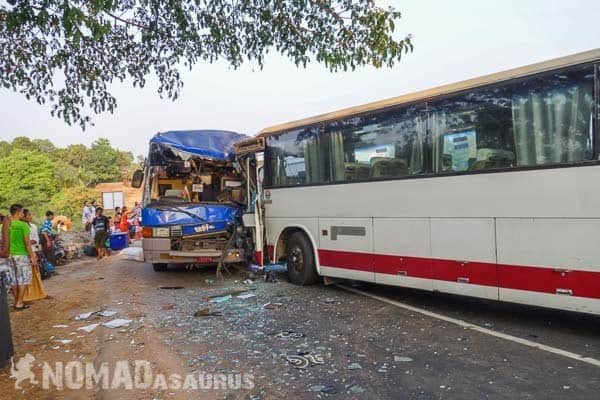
[133, 130, 255, 272]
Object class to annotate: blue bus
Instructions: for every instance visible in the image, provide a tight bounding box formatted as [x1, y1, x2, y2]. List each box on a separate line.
[132, 130, 256, 272]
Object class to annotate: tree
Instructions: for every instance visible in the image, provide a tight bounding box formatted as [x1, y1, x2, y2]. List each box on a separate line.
[0, 0, 412, 128]
[49, 186, 99, 225]
[0, 148, 57, 209]
[84, 138, 121, 183]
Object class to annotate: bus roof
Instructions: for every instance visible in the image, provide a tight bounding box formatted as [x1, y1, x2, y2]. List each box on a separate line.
[150, 130, 247, 161]
[258, 48, 600, 137]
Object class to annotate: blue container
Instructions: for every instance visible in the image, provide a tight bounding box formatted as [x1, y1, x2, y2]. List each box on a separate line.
[109, 232, 128, 250]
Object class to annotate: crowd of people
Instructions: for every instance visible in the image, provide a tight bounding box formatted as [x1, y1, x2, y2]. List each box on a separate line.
[0, 200, 142, 367]
[81, 200, 142, 260]
[0, 205, 50, 311]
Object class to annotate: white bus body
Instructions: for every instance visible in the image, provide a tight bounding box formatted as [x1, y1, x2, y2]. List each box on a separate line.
[257, 49, 600, 315]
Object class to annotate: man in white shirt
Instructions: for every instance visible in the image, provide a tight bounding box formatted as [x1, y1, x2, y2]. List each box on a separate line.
[82, 201, 94, 228]
[22, 209, 40, 252]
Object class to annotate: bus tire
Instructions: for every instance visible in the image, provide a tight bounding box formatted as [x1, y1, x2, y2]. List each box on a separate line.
[286, 232, 318, 285]
[153, 263, 168, 272]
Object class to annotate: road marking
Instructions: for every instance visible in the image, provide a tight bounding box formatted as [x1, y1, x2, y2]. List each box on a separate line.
[337, 285, 600, 368]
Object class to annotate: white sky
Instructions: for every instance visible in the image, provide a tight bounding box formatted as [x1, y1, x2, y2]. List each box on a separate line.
[1, 0, 599, 158]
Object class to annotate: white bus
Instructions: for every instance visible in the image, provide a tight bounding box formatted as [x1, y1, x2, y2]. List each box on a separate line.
[251, 49, 600, 315]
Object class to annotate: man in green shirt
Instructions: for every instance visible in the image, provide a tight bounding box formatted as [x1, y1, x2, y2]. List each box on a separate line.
[8, 204, 38, 310]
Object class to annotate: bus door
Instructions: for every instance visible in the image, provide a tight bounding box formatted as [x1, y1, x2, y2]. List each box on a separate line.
[235, 138, 266, 267]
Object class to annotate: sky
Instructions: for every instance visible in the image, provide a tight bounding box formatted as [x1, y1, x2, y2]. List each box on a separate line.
[1, 0, 599, 158]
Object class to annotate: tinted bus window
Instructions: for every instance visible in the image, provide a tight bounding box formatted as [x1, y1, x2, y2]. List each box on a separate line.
[324, 105, 427, 182]
[265, 127, 329, 186]
[430, 66, 595, 173]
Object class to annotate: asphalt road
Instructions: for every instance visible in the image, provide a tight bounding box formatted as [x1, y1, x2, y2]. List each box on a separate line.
[348, 281, 600, 362]
[2, 257, 599, 399]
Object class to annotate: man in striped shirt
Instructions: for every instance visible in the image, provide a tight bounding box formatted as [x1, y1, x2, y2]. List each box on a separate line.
[40, 211, 55, 266]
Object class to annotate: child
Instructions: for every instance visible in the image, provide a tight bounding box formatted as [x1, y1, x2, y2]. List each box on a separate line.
[92, 207, 110, 259]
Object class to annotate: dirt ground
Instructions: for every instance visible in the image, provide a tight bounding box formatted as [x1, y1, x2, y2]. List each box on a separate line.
[1, 251, 599, 399]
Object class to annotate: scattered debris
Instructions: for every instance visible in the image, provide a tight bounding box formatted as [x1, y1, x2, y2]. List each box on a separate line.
[243, 279, 254, 285]
[323, 298, 336, 304]
[284, 353, 325, 369]
[52, 324, 69, 328]
[56, 339, 72, 344]
[121, 246, 144, 261]
[98, 310, 118, 317]
[394, 356, 413, 362]
[102, 319, 132, 329]
[275, 331, 304, 340]
[209, 295, 232, 304]
[78, 324, 99, 333]
[193, 308, 223, 318]
[264, 272, 278, 283]
[75, 311, 97, 321]
[310, 385, 337, 394]
[348, 362, 362, 370]
[263, 302, 283, 310]
[161, 303, 176, 310]
[347, 385, 366, 394]
[236, 293, 257, 300]
[159, 286, 184, 290]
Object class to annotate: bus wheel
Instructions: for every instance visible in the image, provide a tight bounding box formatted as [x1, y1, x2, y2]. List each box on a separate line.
[286, 232, 318, 285]
[153, 263, 168, 272]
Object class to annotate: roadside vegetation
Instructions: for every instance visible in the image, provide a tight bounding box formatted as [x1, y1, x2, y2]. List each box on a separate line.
[0, 136, 139, 227]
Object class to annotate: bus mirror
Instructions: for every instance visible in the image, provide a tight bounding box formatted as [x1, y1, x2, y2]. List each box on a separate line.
[131, 169, 144, 188]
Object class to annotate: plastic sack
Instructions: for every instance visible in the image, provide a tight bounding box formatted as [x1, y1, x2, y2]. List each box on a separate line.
[24, 267, 47, 302]
[120, 246, 144, 262]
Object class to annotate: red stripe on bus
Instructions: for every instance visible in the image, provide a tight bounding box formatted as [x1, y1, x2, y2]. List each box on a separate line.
[316, 249, 600, 300]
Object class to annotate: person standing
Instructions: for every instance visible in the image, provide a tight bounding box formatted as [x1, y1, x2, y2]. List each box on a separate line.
[89, 200, 97, 240]
[0, 212, 14, 367]
[22, 210, 46, 302]
[82, 200, 94, 232]
[92, 207, 110, 259]
[40, 210, 56, 266]
[22, 209, 40, 252]
[8, 204, 37, 310]
[114, 207, 122, 230]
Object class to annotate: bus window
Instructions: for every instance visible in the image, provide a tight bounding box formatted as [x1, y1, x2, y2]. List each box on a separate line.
[325, 105, 426, 182]
[430, 65, 594, 173]
[265, 127, 329, 186]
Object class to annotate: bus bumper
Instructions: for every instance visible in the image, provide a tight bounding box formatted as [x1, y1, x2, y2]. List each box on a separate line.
[142, 238, 244, 264]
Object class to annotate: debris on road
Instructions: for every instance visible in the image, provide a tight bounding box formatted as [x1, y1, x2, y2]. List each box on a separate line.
[236, 293, 256, 300]
[275, 331, 304, 340]
[263, 302, 283, 310]
[78, 324, 99, 333]
[193, 308, 223, 318]
[52, 324, 69, 328]
[98, 310, 118, 317]
[56, 339, 73, 344]
[347, 384, 367, 394]
[102, 319, 132, 329]
[348, 362, 362, 370]
[310, 385, 337, 394]
[284, 353, 325, 369]
[158, 286, 184, 290]
[209, 294, 232, 304]
[161, 303, 175, 310]
[75, 311, 98, 320]
[394, 356, 413, 362]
